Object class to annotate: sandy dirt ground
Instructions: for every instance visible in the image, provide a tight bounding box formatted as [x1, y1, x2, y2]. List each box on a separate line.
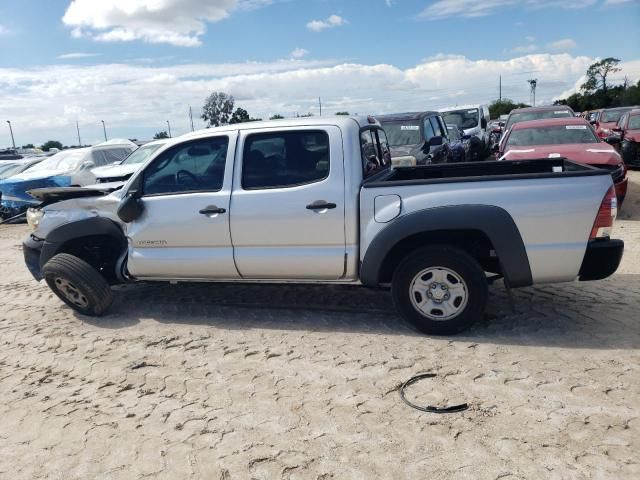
[1, 172, 639, 480]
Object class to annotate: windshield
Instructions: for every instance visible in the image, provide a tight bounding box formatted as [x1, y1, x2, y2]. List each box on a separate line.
[506, 110, 572, 130]
[628, 115, 640, 130]
[446, 126, 460, 141]
[602, 108, 632, 123]
[122, 143, 164, 165]
[26, 149, 87, 173]
[506, 125, 599, 147]
[0, 162, 20, 178]
[380, 121, 423, 147]
[442, 109, 479, 129]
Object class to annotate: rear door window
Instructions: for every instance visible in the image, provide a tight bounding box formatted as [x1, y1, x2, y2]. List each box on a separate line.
[242, 130, 330, 190]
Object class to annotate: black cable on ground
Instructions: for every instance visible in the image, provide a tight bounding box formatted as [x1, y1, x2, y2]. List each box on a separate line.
[399, 373, 469, 414]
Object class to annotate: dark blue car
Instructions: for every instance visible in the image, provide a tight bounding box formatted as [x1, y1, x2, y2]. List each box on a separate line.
[446, 124, 471, 162]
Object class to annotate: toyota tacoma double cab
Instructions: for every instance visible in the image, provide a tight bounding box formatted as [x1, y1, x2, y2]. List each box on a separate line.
[22, 116, 624, 335]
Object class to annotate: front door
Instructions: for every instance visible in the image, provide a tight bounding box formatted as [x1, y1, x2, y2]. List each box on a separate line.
[126, 133, 239, 279]
[230, 127, 346, 279]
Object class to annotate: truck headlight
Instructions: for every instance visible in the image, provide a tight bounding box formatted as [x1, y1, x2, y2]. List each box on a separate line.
[26, 208, 44, 230]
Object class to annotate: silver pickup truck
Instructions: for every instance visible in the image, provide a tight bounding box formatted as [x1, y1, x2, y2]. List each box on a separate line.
[22, 116, 624, 335]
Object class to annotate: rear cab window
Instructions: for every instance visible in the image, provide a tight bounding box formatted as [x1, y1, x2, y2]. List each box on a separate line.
[242, 130, 330, 190]
[361, 127, 391, 177]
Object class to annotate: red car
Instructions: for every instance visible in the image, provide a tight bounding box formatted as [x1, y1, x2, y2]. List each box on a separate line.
[499, 117, 628, 204]
[613, 108, 640, 168]
[590, 106, 639, 140]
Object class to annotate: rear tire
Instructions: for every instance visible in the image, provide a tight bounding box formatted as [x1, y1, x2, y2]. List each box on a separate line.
[43, 253, 113, 316]
[391, 246, 488, 335]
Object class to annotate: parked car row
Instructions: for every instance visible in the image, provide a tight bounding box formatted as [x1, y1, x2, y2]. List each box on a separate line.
[0, 139, 137, 219]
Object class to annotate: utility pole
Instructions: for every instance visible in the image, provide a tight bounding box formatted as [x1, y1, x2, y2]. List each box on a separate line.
[499, 75, 502, 102]
[6, 120, 15, 149]
[527, 79, 537, 106]
[319, 97, 322, 116]
[76, 120, 82, 146]
[101, 120, 108, 141]
[189, 106, 194, 132]
[166, 120, 172, 138]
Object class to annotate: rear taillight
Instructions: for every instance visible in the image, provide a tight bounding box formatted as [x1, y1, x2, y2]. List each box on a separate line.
[590, 186, 617, 240]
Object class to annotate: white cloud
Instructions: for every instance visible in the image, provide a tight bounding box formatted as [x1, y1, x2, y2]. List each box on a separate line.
[290, 48, 309, 59]
[3, 54, 640, 146]
[62, 0, 271, 47]
[306, 15, 347, 32]
[57, 52, 103, 60]
[512, 44, 538, 53]
[419, 0, 595, 19]
[525, 35, 535, 42]
[604, 0, 635, 4]
[0, 24, 10, 35]
[547, 38, 577, 51]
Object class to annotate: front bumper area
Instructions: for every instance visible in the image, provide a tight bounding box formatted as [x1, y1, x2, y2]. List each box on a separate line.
[23, 235, 44, 281]
[578, 238, 624, 281]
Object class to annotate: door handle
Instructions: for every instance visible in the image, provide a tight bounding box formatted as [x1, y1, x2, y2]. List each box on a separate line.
[306, 201, 337, 210]
[199, 206, 226, 215]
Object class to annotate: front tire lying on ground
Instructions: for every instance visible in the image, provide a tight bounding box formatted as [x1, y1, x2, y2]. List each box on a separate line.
[392, 246, 488, 335]
[43, 253, 113, 316]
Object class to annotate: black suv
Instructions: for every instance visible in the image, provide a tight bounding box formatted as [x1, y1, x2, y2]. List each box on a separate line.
[377, 111, 452, 165]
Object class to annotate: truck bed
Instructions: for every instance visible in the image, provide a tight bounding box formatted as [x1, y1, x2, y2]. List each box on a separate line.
[359, 156, 615, 286]
[365, 158, 608, 187]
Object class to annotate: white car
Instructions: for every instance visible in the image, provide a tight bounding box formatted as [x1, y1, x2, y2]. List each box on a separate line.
[0, 139, 136, 218]
[91, 139, 170, 185]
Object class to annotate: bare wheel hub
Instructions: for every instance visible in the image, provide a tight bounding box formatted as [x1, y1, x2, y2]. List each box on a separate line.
[410, 267, 468, 321]
[54, 277, 89, 308]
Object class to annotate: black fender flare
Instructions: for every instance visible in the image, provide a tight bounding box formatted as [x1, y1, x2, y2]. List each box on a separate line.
[360, 205, 532, 288]
[40, 216, 127, 270]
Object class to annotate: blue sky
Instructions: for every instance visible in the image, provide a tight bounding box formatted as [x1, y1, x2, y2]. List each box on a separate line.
[1, 0, 639, 146]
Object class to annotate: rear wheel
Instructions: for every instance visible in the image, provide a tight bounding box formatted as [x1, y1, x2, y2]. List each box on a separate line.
[43, 253, 113, 316]
[391, 246, 488, 335]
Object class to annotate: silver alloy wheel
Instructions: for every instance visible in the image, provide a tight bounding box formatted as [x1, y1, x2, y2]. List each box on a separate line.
[54, 277, 89, 308]
[409, 266, 468, 321]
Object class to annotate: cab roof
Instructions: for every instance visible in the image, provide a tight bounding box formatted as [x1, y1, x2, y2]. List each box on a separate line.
[510, 117, 590, 130]
[180, 116, 379, 141]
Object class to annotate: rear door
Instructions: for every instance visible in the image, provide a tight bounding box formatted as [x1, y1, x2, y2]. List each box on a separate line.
[126, 133, 239, 279]
[230, 126, 346, 279]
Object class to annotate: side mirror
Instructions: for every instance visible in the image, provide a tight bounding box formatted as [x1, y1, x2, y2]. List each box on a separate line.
[461, 134, 471, 141]
[492, 144, 500, 153]
[612, 126, 622, 132]
[117, 193, 144, 223]
[589, 119, 597, 125]
[81, 160, 95, 170]
[498, 121, 505, 127]
[481, 118, 487, 129]
[604, 135, 621, 145]
[428, 136, 444, 147]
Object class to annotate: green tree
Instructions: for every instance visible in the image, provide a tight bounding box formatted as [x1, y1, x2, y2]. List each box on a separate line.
[489, 99, 529, 119]
[269, 114, 285, 120]
[202, 91, 235, 127]
[153, 131, 169, 139]
[335, 111, 350, 116]
[581, 57, 621, 94]
[41, 140, 63, 152]
[229, 107, 262, 124]
[21, 143, 35, 149]
[296, 112, 314, 118]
